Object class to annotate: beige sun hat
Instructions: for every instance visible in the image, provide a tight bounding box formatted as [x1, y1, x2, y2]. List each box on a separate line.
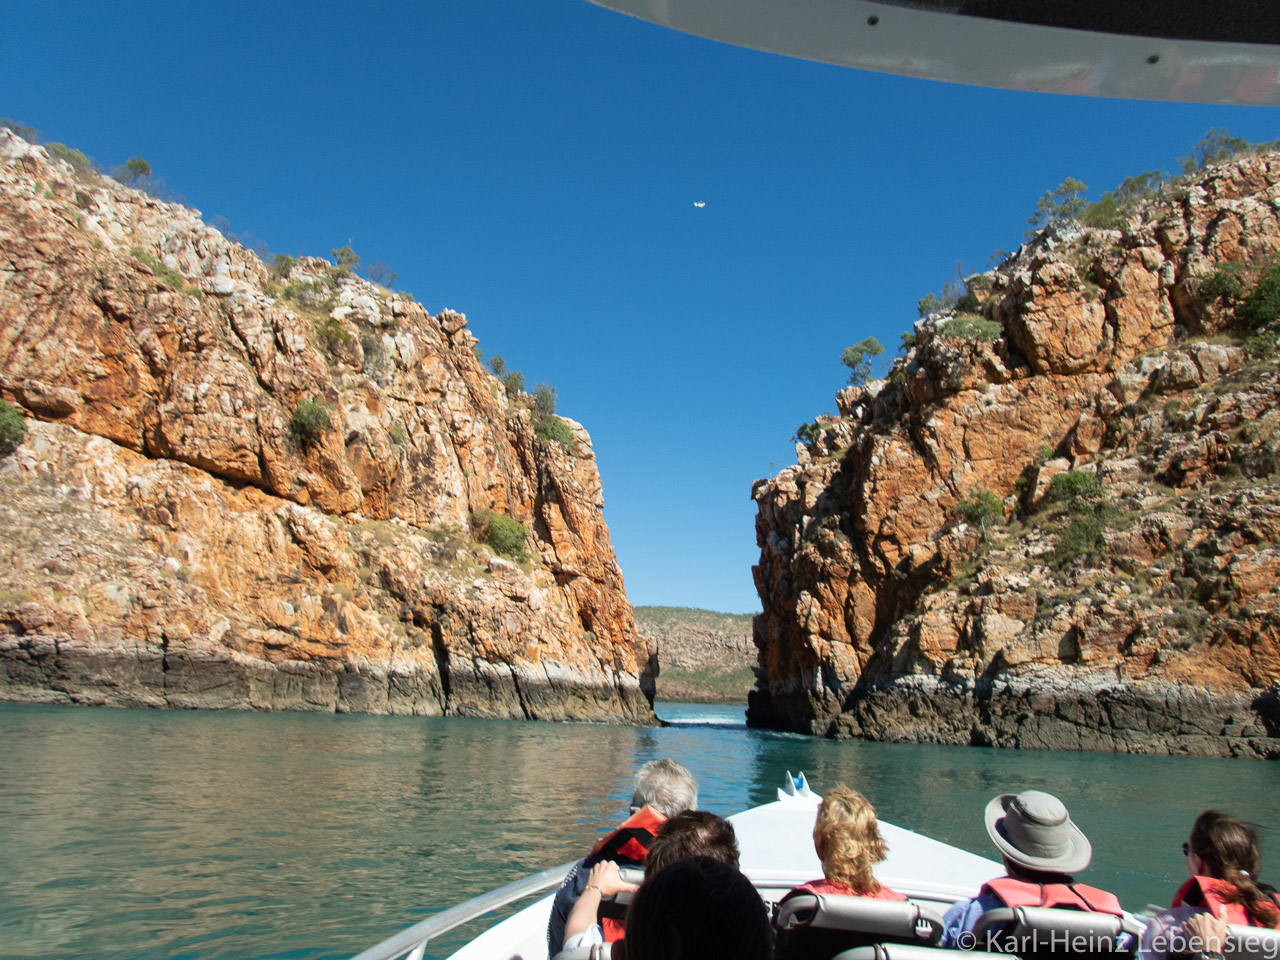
[984, 791, 1092, 874]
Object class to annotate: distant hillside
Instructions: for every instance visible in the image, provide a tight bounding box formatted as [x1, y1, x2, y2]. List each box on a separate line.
[634, 606, 756, 702]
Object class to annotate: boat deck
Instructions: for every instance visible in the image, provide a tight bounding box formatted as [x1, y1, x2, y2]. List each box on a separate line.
[448, 790, 1003, 960]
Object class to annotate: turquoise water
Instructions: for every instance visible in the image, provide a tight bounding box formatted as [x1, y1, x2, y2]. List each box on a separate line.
[1, 701, 1277, 960]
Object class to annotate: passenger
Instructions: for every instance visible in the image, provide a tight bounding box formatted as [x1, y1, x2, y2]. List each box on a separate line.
[782, 785, 906, 900]
[625, 855, 771, 960]
[941, 790, 1123, 948]
[547, 758, 698, 954]
[562, 810, 740, 951]
[1140, 811, 1280, 960]
[645, 809, 740, 876]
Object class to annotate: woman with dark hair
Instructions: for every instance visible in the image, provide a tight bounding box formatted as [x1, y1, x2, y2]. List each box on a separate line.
[1178, 811, 1280, 928]
[1140, 811, 1280, 960]
[625, 856, 771, 960]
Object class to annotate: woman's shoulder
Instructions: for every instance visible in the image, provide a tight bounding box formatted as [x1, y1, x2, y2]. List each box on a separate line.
[785, 879, 907, 900]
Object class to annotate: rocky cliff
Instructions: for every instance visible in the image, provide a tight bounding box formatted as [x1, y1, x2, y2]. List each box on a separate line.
[633, 606, 755, 702]
[0, 130, 654, 721]
[750, 153, 1280, 758]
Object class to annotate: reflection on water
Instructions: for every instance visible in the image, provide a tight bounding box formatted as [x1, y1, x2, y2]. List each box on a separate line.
[1, 703, 1277, 960]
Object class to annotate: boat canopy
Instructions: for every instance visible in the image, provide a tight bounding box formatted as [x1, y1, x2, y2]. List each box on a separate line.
[584, 0, 1280, 105]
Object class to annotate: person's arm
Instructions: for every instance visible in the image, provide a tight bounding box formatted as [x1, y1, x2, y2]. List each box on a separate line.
[1183, 907, 1229, 960]
[563, 861, 638, 949]
[941, 897, 988, 949]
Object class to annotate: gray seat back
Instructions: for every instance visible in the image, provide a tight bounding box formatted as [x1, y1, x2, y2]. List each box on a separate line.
[551, 945, 612, 960]
[972, 906, 1141, 960]
[774, 894, 944, 960]
[835, 946, 1008, 960]
[1224, 923, 1280, 960]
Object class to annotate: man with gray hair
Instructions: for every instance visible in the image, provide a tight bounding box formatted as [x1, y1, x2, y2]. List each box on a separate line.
[547, 757, 698, 954]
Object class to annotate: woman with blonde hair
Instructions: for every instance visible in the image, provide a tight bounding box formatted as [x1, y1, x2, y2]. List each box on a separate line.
[787, 785, 905, 900]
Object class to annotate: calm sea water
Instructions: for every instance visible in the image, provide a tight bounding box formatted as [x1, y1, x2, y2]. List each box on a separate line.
[1, 701, 1277, 960]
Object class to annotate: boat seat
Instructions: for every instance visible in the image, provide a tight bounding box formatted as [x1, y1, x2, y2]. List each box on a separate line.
[551, 945, 612, 960]
[835, 946, 1008, 960]
[773, 894, 945, 960]
[970, 906, 1143, 960]
[1222, 923, 1280, 960]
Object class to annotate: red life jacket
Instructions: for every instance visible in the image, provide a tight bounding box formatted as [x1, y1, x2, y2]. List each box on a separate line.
[1172, 876, 1280, 929]
[981, 876, 1124, 916]
[589, 805, 666, 864]
[790, 878, 909, 901]
[589, 806, 667, 942]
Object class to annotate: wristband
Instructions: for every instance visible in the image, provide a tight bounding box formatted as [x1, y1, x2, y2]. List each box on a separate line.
[585, 884, 603, 895]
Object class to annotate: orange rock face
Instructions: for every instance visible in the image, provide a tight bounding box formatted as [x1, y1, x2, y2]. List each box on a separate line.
[750, 154, 1280, 758]
[0, 130, 653, 721]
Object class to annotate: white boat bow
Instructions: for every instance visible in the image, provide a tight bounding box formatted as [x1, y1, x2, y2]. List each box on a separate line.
[352, 773, 1013, 960]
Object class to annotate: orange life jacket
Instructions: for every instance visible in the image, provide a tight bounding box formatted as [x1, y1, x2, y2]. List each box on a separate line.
[1172, 876, 1280, 929]
[789, 878, 909, 901]
[981, 876, 1124, 916]
[589, 805, 667, 942]
[589, 805, 666, 864]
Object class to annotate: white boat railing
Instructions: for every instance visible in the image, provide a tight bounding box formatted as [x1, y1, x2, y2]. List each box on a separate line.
[348, 860, 578, 960]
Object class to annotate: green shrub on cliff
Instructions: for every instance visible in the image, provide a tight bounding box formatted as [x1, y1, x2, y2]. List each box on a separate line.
[531, 383, 573, 446]
[1026, 177, 1088, 237]
[1041, 470, 1118, 567]
[840, 337, 885, 386]
[1238, 259, 1280, 330]
[290, 397, 333, 448]
[0, 401, 25, 455]
[282, 280, 329, 311]
[272, 254, 296, 279]
[1197, 258, 1280, 334]
[130, 248, 184, 288]
[1047, 470, 1102, 507]
[792, 421, 821, 445]
[1, 119, 36, 141]
[315, 316, 353, 354]
[938, 314, 1002, 341]
[1180, 128, 1251, 174]
[536, 414, 573, 446]
[955, 489, 1002, 538]
[475, 512, 528, 561]
[1200, 264, 1245, 305]
[1080, 171, 1167, 229]
[1051, 512, 1110, 568]
[45, 142, 94, 178]
[487, 355, 526, 398]
[330, 245, 360, 279]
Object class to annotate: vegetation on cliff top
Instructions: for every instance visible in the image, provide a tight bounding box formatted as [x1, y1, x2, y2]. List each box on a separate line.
[908, 128, 1280, 329]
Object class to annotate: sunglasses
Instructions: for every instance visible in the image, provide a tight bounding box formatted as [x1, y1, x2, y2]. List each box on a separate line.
[1183, 842, 1194, 857]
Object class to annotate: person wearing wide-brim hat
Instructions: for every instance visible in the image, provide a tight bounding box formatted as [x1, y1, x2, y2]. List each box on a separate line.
[940, 790, 1126, 947]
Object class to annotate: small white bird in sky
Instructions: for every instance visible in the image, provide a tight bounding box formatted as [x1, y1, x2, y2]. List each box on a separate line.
[693, 201, 706, 208]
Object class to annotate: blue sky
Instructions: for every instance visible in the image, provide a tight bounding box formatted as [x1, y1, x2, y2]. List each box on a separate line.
[6, 1, 1279, 613]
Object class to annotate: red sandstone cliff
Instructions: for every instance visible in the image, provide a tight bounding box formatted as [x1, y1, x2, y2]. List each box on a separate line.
[0, 129, 654, 721]
[749, 153, 1280, 758]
